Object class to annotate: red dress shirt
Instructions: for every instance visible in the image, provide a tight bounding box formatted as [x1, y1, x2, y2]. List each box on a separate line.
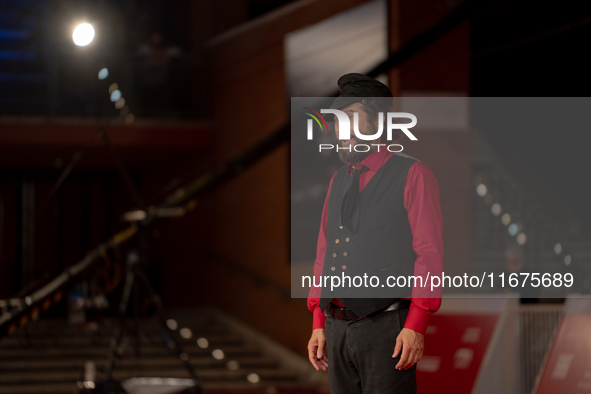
[307, 148, 444, 335]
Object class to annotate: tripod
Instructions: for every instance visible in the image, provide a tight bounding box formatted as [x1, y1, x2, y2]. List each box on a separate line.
[39, 126, 201, 393]
[102, 223, 202, 393]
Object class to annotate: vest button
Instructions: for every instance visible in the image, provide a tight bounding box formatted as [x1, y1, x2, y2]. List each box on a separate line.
[339, 225, 344, 229]
[343, 252, 347, 256]
[345, 238, 350, 242]
[342, 265, 347, 270]
[331, 266, 335, 271]
[335, 239, 340, 244]
[332, 253, 337, 258]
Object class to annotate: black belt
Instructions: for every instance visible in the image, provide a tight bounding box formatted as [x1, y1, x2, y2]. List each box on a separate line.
[326, 299, 411, 321]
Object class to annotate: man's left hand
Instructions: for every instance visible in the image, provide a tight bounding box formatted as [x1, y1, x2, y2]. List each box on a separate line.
[392, 328, 424, 370]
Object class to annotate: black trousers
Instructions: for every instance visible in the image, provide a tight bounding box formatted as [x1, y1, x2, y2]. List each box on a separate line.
[325, 307, 417, 394]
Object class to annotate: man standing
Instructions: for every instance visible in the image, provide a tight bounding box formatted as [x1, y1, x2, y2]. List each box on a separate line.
[306, 73, 444, 394]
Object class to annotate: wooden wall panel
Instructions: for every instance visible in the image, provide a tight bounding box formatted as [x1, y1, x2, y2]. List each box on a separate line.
[199, 0, 373, 356]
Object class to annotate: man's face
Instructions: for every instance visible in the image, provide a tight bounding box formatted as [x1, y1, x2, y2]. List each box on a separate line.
[332, 102, 380, 166]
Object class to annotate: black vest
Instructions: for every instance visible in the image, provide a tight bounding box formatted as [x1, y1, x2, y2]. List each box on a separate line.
[319, 153, 418, 318]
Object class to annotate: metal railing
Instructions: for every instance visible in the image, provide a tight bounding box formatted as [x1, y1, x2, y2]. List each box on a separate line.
[518, 304, 563, 394]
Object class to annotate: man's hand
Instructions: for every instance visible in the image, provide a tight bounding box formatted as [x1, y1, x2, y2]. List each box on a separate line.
[307, 328, 328, 371]
[392, 328, 424, 370]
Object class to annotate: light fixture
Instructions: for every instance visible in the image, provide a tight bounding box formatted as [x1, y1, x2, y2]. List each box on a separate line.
[73, 23, 95, 46]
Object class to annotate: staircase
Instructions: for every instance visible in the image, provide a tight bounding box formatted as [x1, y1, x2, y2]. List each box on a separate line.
[0, 307, 326, 393]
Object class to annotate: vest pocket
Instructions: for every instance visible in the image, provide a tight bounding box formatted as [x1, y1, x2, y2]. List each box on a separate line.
[370, 255, 416, 272]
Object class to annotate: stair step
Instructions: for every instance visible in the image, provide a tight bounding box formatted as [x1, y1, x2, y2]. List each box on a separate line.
[0, 344, 263, 360]
[2, 333, 244, 347]
[0, 356, 280, 371]
[0, 309, 322, 392]
[0, 379, 320, 393]
[0, 367, 299, 385]
[7, 320, 229, 338]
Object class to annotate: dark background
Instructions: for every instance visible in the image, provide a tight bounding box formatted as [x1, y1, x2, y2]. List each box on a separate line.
[472, 0, 591, 232]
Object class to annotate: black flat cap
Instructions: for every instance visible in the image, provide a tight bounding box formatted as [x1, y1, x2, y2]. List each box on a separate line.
[329, 73, 393, 110]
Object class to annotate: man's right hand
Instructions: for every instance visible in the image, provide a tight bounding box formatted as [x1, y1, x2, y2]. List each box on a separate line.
[307, 328, 328, 371]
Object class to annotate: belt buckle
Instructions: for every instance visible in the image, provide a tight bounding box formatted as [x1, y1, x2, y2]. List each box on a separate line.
[330, 304, 347, 320]
[343, 307, 361, 321]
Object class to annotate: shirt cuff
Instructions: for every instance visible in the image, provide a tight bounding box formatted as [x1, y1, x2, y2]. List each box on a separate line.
[403, 303, 432, 335]
[313, 305, 327, 330]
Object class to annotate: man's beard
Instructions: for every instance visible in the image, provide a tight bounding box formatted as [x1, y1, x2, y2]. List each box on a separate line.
[334, 122, 379, 166]
[335, 137, 373, 166]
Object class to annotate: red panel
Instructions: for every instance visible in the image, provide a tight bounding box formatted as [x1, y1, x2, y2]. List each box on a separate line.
[0, 121, 212, 149]
[536, 314, 591, 394]
[0, 120, 212, 169]
[417, 314, 498, 394]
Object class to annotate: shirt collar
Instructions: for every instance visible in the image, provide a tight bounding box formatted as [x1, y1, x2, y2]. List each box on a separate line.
[348, 147, 391, 174]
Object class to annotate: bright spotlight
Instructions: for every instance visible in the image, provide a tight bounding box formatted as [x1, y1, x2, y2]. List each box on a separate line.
[73, 23, 95, 46]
